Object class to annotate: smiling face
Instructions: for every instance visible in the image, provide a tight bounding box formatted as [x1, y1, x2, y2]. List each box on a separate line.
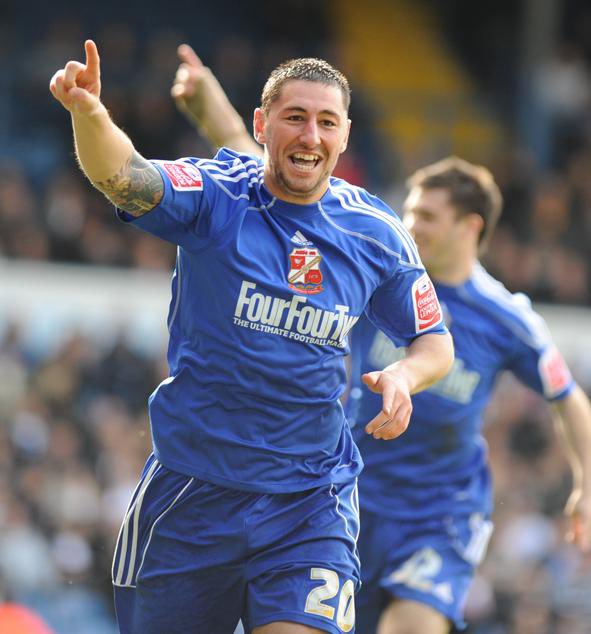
[254, 79, 351, 204]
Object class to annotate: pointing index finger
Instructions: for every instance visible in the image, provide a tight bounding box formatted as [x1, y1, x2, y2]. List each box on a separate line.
[177, 43, 203, 69]
[84, 39, 101, 75]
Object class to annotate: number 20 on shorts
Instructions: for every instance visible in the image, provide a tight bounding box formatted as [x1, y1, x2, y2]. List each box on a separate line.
[304, 568, 355, 632]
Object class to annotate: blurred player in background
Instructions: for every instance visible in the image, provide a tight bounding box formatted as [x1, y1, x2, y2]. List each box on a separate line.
[172, 45, 591, 634]
[50, 41, 453, 634]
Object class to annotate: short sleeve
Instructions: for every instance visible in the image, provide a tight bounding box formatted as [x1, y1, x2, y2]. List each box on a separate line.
[366, 263, 448, 346]
[505, 313, 574, 401]
[116, 158, 216, 248]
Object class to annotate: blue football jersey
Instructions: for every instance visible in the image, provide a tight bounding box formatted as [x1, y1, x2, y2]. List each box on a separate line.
[118, 148, 447, 493]
[347, 263, 575, 519]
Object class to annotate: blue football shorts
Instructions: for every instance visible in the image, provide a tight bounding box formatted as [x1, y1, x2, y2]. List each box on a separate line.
[112, 454, 360, 633]
[356, 507, 493, 631]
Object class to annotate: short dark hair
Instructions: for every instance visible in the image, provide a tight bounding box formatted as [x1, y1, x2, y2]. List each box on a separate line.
[261, 58, 351, 114]
[407, 156, 503, 251]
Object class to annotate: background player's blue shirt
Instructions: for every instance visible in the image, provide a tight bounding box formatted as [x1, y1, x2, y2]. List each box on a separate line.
[119, 148, 447, 493]
[346, 264, 575, 519]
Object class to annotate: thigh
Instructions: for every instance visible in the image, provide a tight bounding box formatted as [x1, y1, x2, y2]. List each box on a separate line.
[246, 479, 360, 634]
[378, 598, 450, 634]
[356, 507, 405, 634]
[378, 513, 493, 630]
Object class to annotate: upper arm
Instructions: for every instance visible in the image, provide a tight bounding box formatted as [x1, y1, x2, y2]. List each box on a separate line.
[552, 384, 588, 417]
[407, 331, 454, 358]
[96, 150, 164, 217]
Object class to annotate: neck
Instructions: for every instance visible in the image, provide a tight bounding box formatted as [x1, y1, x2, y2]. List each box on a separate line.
[429, 254, 477, 286]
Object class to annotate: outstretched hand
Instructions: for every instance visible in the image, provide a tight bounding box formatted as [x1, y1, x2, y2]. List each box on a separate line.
[363, 370, 413, 440]
[565, 488, 591, 553]
[49, 39, 102, 114]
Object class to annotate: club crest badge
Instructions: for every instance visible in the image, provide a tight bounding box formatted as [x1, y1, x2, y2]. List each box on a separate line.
[288, 247, 324, 294]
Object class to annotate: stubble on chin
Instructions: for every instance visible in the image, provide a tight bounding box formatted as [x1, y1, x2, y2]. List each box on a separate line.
[275, 167, 329, 200]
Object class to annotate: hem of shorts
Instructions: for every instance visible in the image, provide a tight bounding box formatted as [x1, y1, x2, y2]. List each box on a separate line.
[251, 611, 341, 633]
[382, 586, 466, 630]
[153, 449, 362, 494]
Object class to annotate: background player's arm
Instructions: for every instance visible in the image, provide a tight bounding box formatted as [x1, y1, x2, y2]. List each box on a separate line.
[363, 331, 454, 440]
[551, 384, 591, 551]
[171, 44, 262, 156]
[49, 40, 163, 217]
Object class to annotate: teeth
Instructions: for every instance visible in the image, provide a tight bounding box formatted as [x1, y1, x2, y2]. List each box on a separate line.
[293, 153, 319, 161]
[294, 163, 315, 172]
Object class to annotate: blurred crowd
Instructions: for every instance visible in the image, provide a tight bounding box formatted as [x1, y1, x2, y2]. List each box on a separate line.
[1, 1, 591, 632]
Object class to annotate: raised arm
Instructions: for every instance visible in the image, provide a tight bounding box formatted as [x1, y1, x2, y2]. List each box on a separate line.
[171, 44, 262, 156]
[363, 332, 454, 440]
[49, 40, 163, 217]
[552, 384, 591, 552]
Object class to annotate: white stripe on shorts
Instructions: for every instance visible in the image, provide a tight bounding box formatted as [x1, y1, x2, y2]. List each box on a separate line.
[113, 458, 161, 586]
[133, 476, 194, 584]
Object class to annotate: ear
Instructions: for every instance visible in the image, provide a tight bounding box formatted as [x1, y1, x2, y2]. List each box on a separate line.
[339, 119, 352, 154]
[253, 108, 266, 144]
[465, 213, 484, 238]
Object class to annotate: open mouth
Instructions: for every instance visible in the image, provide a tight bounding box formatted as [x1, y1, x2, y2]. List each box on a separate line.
[289, 152, 321, 172]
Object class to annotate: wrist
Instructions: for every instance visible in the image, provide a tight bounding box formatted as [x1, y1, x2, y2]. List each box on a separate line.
[70, 100, 109, 125]
[382, 363, 412, 389]
[207, 121, 248, 148]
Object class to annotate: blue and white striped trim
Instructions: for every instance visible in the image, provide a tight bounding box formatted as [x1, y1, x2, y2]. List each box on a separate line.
[167, 247, 182, 331]
[197, 158, 261, 183]
[112, 458, 162, 587]
[468, 265, 551, 350]
[330, 480, 361, 571]
[134, 477, 194, 585]
[112, 457, 194, 588]
[185, 157, 262, 200]
[194, 157, 261, 176]
[331, 182, 421, 267]
[318, 202, 403, 261]
[447, 512, 494, 567]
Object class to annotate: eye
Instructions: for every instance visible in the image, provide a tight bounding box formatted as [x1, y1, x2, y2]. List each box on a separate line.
[321, 119, 337, 127]
[286, 114, 304, 121]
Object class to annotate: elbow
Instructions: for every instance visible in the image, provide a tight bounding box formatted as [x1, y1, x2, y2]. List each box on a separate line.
[438, 332, 455, 382]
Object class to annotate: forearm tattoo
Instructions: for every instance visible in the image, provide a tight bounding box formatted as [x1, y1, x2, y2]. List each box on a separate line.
[96, 151, 164, 217]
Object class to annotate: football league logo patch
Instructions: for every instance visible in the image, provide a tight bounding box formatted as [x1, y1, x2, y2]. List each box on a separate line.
[539, 346, 572, 397]
[412, 273, 442, 332]
[157, 161, 203, 191]
[288, 247, 324, 295]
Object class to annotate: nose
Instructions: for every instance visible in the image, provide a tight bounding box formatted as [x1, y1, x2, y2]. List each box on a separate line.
[299, 119, 321, 148]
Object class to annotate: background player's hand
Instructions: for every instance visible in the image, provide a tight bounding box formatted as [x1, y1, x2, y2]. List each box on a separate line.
[171, 44, 209, 116]
[363, 370, 412, 440]
[564, 487, 591, 552]
[49, 40, 102, 115]
[171, 43, 250, 149]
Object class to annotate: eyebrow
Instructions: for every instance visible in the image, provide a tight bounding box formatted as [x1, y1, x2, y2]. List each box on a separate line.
[283, 106, 342, 118]
[404, 205, 435, 215]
